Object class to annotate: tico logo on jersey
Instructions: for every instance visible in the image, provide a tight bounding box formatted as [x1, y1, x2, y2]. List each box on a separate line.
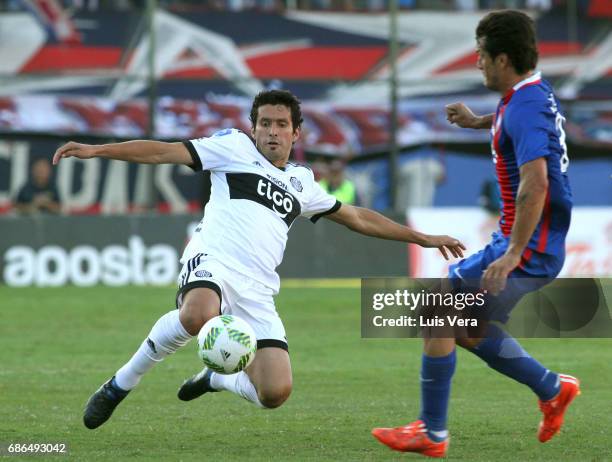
[226, 173, 301, 226]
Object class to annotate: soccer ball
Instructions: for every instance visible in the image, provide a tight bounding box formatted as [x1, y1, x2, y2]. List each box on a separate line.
[197, 315, 257, 375]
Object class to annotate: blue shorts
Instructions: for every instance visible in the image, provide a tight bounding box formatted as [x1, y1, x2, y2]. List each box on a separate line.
[448, 232, 564, 323]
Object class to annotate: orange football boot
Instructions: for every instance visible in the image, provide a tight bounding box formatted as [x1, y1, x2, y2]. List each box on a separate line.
[538, 374, 580, 443]
[372, 420, 448, 458]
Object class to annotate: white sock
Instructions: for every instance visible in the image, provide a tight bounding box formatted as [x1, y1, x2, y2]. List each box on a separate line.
[210, 371, 263, 408]
[429, 429, 449, 440]
[115, 310, 193, 390]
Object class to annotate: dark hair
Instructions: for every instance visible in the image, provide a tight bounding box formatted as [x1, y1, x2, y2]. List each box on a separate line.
[476, 10, 538, 74]
[249, 89, 303, 131]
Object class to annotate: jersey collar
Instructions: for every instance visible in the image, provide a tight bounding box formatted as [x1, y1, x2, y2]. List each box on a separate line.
[502, 71, 542, 104]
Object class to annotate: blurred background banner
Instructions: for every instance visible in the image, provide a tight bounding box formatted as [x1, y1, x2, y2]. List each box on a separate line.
[0, 0, 610, 285]
[0, 140, 202, 214]
[0, 212, 411, 286]
[1, 139, 608, 213]
[1, 5, 611, 147]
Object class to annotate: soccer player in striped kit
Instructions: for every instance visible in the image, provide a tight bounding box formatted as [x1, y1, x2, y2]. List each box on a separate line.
[373, 10, 579, 457]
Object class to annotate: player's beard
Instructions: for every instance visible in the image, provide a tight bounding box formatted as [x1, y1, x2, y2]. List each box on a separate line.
[483, 70, 500, 92]
[258, 143, 290, 166]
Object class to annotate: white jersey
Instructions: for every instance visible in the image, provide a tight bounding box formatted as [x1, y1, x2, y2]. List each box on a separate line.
[182, 129, 340, 293]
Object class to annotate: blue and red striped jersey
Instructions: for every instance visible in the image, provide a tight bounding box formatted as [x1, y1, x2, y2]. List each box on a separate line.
[490, 72, 572, 258]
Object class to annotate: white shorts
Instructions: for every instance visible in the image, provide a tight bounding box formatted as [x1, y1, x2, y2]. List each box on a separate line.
[176, 252, 288, 351]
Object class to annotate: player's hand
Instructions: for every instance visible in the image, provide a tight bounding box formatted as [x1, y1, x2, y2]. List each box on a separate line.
[445, 102, 479, 129]
[481, 253, 521, 295]
[422, 235, 466, 260]
[53, 141, 99, 165]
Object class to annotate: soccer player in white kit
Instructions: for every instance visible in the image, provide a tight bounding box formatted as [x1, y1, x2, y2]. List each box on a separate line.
[53, 90, 465, 429]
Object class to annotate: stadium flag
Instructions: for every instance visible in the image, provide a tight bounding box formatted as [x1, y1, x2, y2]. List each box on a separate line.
[19, 0, 81, 44]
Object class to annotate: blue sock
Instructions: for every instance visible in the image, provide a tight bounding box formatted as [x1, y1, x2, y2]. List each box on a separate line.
[419, 350, 456, 442]
[470, 324, 560, 401]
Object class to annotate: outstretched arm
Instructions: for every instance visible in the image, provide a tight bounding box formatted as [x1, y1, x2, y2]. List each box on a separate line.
[325, 204, 465, 260]
[53, 140, 193, 166]
[446, 102, 493, 130]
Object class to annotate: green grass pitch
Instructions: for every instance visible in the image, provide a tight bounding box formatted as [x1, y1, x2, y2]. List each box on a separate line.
[1, 285, 610, 461]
